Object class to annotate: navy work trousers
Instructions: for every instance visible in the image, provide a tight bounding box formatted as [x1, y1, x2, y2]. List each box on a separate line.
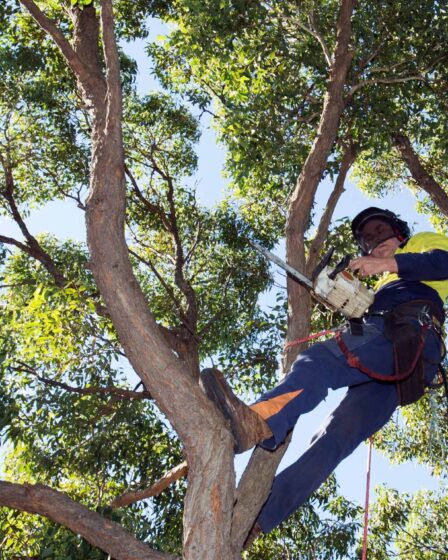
[255, 316, 441, 533]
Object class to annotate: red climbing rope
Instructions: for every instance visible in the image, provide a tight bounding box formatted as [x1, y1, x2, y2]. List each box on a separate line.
[284, 327, 338, 350]
[362, 437, 374, 560]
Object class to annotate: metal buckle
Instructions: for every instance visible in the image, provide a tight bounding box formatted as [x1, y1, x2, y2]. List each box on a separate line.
[418, 305, 433, 328]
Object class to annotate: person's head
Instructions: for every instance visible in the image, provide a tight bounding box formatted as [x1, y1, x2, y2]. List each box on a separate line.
[351, 207, 410, 256]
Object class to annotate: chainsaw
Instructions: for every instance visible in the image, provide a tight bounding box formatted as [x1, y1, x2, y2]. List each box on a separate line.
[250, 241, 374, 319]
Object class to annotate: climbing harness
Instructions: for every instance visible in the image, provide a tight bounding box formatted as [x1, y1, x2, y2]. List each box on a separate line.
[336, 300, 444, 406]
[335, 323, 429, 383]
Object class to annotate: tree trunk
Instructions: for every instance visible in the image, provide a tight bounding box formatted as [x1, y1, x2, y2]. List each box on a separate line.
[84, 3, 237, 558]
[17, 2, 238, 558]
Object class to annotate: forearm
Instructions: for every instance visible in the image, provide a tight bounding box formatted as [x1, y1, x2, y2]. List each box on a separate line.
[349, 256, 398, 277]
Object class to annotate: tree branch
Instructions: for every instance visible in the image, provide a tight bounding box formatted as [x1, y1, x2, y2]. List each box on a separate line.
[184, 221, 203, 265]
[125, 165, 172, 231]
[110, 461, 188, 509]
[296, 16, 332, 67]
[231, 434, 292, 553]
[393, 134, 448, 218]
[0, 481, 179, 560]
[355, 40, 387, 75]
[0, 234, 34, 255]
[44, 166, 87, 210]
[349, 51, 448, 97]
[286, 0, 355, 358]
[17, 0, 97, 90]
[128, 247, 192, 330]
[100, 0, 122, 121]
[13, 361, 152, 401]
[126, 160, 199, 351]
[149, 160, 199, 337]
[169, 201, 198, 332]
[0, 155, 67, 287]
[128, 239, 201, 368]
[307, 141, 357, 272]
[348, 74, 425, 96]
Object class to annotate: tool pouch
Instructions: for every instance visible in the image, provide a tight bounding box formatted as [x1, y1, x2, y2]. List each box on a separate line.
[383, 310, 425, 406]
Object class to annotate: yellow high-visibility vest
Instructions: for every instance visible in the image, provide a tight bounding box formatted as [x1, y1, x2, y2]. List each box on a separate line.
[375, 232, 448, 303]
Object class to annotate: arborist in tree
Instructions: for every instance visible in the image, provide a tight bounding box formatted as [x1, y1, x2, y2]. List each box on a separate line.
[201, 207, 448, 541]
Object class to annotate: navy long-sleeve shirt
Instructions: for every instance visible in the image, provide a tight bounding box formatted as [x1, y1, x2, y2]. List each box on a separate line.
[370, 232, 448, 320]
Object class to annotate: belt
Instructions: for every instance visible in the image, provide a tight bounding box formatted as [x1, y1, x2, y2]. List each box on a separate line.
[368, 300, 444, 334]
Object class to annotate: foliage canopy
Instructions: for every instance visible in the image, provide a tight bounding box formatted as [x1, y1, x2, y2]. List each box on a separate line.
[0, 0, 447, 558]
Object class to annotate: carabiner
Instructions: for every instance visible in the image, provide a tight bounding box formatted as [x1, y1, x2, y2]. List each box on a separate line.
[418, 305, 433, 328]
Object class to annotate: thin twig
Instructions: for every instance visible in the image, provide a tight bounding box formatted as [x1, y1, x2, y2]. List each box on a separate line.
[348, 74, 426, 96]
[128, 247, 187, 322]
[13, 361, 152, 401]
[125, 164, 171, 230]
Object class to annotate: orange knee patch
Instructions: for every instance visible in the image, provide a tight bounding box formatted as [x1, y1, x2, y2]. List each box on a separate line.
[250, 389, 304, 420]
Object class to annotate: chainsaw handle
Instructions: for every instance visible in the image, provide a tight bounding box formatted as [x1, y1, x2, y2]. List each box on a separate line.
[328, 254, 351, 280]
[311, 247, 335, 282]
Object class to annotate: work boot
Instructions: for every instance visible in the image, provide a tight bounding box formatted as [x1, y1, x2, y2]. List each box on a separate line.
[200, 368, 273, 453]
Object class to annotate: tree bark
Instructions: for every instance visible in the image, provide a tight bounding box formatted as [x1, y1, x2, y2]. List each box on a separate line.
[393, 133, 448, 217]
[232, 1, 357, 553]
[0, 481, 178, 560]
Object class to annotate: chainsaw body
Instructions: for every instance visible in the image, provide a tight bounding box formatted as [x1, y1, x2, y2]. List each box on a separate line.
[313, 265, 374, 318]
